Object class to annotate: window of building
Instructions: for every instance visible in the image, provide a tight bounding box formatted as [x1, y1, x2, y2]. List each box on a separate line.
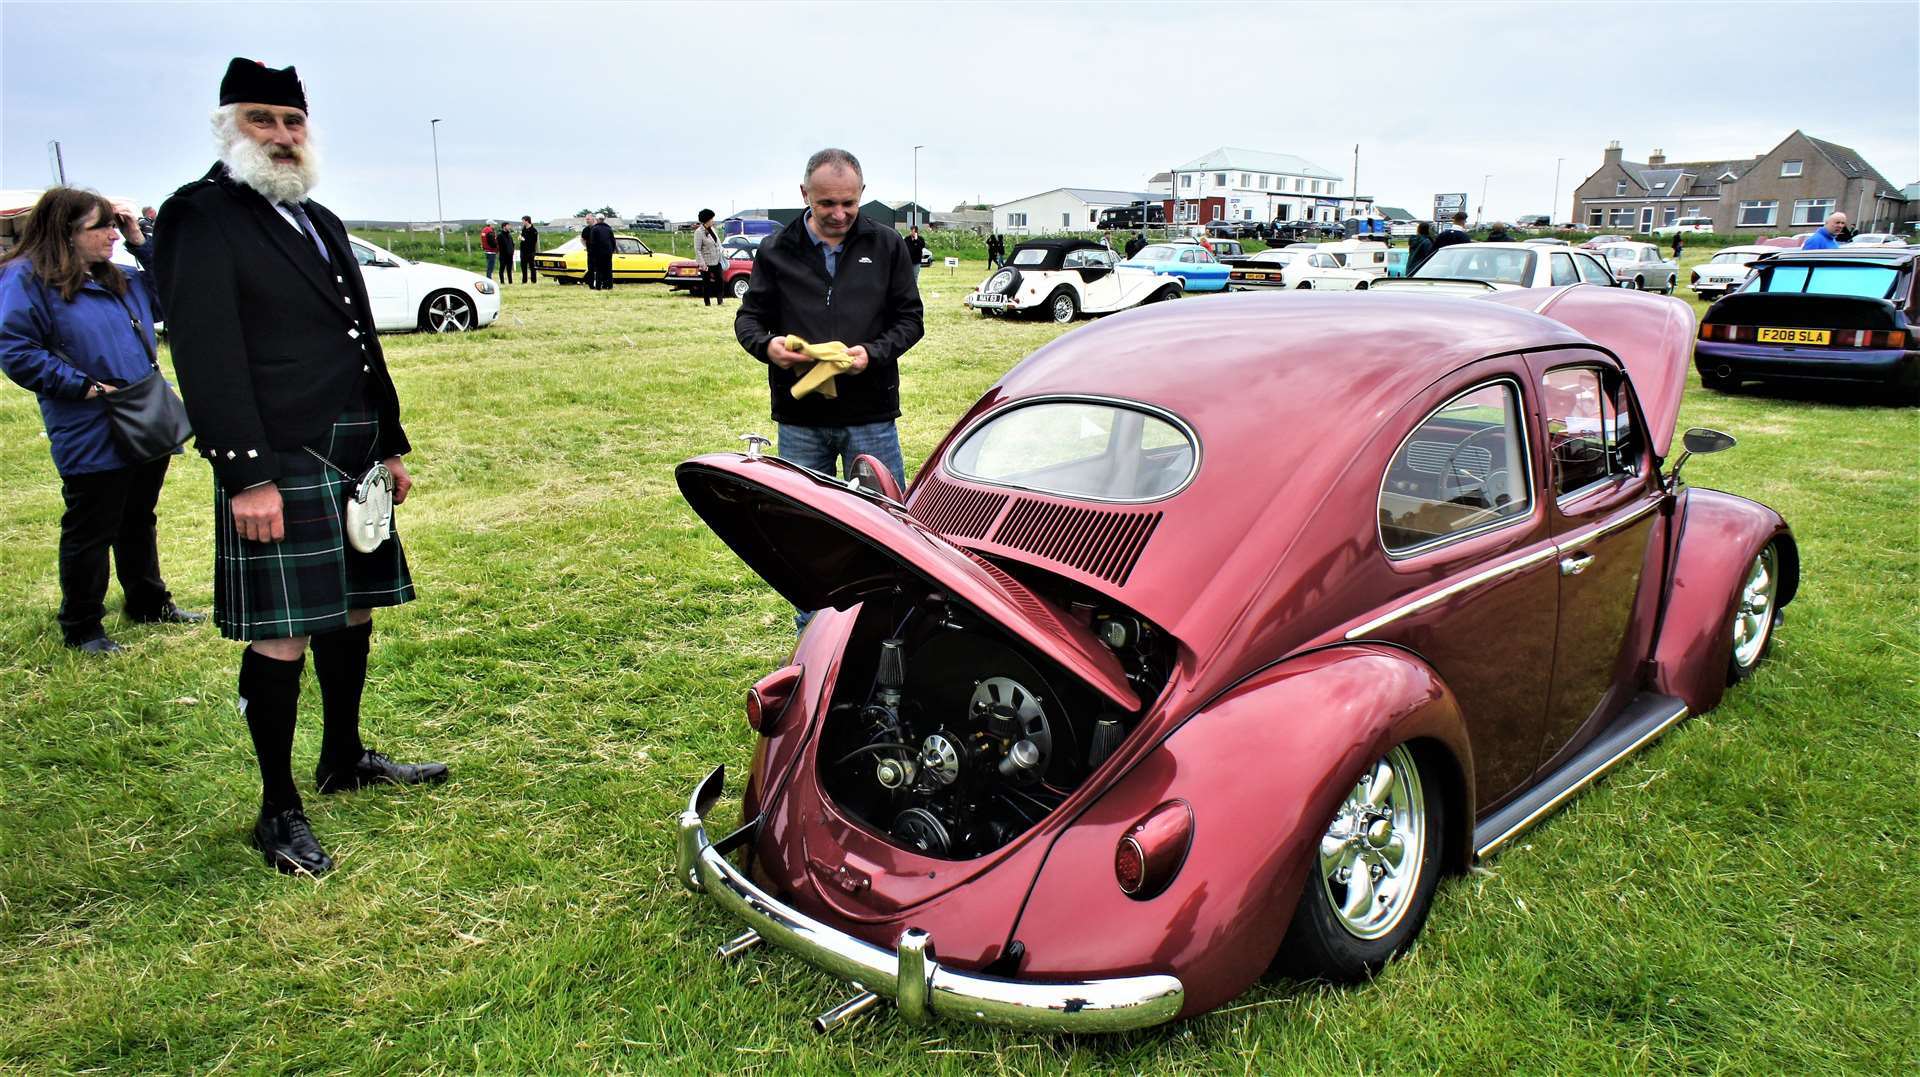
[1181, 174, 1193, 189]
[1293, 178, 1304, 192]
[1607, 207, 1635, 227]
[1239, 173, 1250, 187]
[1258, 175, 1270, 190]
[1663, 207, 1678, 225]
[1653, 181, 1666, 191]
[1792, 198, 1836, 225]
[1008, 212, 1027, 227]
[1587, 208, 1604, 227]
[1214, 173, 1227, 186]
[1737, 200, 1778, 227]
[1311, 180, 1322, 194]
[1780, 159, 1803, 177]
[1616, 180, 1628, 195]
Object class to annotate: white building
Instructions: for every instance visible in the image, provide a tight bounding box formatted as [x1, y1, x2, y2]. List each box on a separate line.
[1168, 147, 1345, 225]
[992, 187, 1161, 237]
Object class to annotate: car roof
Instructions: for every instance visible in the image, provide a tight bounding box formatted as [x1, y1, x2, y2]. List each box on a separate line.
[1430, 241, 1539, 252]
[1714, 245, 1781, 256]
[1756, 248, 1918, 264]
[1012, 238, 1103, 254]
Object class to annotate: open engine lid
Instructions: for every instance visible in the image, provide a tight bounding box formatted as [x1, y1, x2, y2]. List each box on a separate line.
[677, 453, 1140, 712]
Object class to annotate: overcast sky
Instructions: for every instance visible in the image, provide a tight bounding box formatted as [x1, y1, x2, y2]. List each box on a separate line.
[4, 1, 1915, 225]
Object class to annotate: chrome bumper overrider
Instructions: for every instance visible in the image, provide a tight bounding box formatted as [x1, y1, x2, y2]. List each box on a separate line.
[676, 767, 1186, 1032]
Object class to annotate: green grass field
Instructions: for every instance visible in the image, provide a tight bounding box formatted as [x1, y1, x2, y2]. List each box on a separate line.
[3, 267, 1915, 1074]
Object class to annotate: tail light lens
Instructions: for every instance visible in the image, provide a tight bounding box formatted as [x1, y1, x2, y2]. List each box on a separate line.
[745, 663, 804, 736]
[1114, 800, 1194, 900]
[1834, 329, 1909, 348]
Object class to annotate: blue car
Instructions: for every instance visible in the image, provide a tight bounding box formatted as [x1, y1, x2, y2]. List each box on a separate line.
[1119, 243, 1232, 293]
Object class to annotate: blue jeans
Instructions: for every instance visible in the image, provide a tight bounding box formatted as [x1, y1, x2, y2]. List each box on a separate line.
[778, 421, 905, 632]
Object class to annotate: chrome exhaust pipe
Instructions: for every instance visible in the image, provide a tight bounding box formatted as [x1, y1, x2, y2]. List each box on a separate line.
[813, 990, 882, 1033]
[1715, 364, 1733, 378]
[717, 930, 762, 959]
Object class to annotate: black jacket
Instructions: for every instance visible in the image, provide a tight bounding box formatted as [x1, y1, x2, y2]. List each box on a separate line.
[585, 222, 615, 254]
[1429, 228, 1471, 253]
[520, 224, 538, 253]
[734, 213, 924, 427]
[154, 163, 408, 492]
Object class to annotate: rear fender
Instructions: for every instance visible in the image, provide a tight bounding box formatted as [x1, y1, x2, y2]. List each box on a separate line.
[1652, 488, 1798, 712]
[1010, 645, 1471, 1018]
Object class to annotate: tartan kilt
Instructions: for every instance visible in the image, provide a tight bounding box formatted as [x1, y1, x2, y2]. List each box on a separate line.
[211, 401, 414, 640]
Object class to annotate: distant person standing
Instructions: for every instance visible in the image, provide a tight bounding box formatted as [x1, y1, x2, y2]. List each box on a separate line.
[1407, 221, 1435, 272]
[694, 208, 725, 306]
[1484, 221, 1515, 243]
[138, 205, 159, 247]
[519, 216, 538, 283]
[481, 222, 498, 279]
[1671, 230, 1684, 260]
[904, 224, 926, 285]
[495, 220, 514, 285]
[986, 232, 1004, 268]
[585, 215, 616, 289]
[1430, 211, 1471, 253]
[1125, 231, 1147, 258]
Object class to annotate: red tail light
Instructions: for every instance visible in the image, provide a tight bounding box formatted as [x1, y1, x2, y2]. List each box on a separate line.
[745, 663, 804, 736]
[1114, 800, 1194, 900]
[1835, 329, 1908, 348]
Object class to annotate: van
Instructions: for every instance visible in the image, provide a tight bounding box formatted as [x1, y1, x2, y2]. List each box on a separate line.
[723, 217, 781, 239]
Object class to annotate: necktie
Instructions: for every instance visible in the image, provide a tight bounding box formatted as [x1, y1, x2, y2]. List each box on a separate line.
[281, 201, 331, 264]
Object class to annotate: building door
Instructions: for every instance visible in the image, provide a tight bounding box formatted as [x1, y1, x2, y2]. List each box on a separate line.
[1638, 207, 1654, 234]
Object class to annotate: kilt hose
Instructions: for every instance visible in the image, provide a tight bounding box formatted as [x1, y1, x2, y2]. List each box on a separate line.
[211, 400, 414, 641]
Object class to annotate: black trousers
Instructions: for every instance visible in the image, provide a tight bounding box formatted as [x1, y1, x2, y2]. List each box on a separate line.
[701, 263, 725, 304]
[496, 246, 514, 284]
[521, 247, 537, 282]
[57, 456, 173, 642]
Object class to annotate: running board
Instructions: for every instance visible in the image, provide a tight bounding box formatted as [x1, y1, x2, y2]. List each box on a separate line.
[1474, 692, 1689, 859]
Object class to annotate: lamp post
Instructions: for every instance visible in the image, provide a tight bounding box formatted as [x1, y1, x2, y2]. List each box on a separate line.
[1479, 174, 1491, 227]
[1551, 157, 1563, 227]
[912, 144, 924, 230]
[430, 118, 445, 247]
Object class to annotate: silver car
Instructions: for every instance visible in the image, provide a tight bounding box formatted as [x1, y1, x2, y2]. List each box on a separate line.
[1602, 242, 1680, 293]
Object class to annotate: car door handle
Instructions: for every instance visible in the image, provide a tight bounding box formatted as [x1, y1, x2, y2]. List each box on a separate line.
[1560, 553, 1595, 576]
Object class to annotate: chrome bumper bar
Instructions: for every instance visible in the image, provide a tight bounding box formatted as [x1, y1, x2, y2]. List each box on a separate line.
[676, 766, 1185, 1033]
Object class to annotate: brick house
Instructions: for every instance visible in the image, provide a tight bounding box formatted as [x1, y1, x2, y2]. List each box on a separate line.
[1570, 131, 1911, 235]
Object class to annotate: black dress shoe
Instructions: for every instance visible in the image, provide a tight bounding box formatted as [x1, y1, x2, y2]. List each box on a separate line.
[129, 602, 206, 625]
[253, 808, 334, 875]
[67, 633, 125, 655]
[316, 749, 450, 794]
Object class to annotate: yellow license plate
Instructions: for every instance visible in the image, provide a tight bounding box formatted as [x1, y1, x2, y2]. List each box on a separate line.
[1756, 327, 1829, 345]
[1243, 273, 1266, 280]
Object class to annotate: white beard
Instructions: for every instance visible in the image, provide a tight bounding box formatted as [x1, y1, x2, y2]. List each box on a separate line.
[214, 110, 322, 204]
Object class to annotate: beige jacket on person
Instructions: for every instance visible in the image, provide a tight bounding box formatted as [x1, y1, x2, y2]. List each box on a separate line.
[694, 226, 724, 267]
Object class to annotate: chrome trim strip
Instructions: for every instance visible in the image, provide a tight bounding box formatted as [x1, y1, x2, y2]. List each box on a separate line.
[1473, 701, 1690, 859]
[1553, 498, 1661, 552]
[1345, 546, 1559, 639]
[677, 768, 1186, 1032]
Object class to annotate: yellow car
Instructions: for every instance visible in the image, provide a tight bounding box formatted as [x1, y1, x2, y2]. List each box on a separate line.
[532, 233, 680, 284]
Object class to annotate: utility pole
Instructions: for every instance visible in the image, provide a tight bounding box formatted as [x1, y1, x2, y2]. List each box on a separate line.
[1551, 157, 1564, 226]
[913, 144, 924, 230]
[48, 141, 66, 185]
[1479, 174, 1491, 227]
[1351, 143, 1359, 223]
[430, 119, 445, 246]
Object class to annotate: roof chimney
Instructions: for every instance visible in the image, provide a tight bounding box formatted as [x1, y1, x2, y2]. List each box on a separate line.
[1604, 140, 1623, 167]
[1648, 148, 1666, 167]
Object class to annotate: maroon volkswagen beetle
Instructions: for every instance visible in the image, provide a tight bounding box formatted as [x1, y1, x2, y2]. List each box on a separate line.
[674, 285, 1797, 1032]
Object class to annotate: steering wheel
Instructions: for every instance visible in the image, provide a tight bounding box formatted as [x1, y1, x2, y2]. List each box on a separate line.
[1439, 426, 1506, 505]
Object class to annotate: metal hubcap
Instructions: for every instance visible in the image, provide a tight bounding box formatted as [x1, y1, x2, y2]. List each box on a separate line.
[1052, 297, 1073, 321]
[428, 294, 472, 332]
[1732, 544, 1778, 668]
[1318, 744, 1426, 940]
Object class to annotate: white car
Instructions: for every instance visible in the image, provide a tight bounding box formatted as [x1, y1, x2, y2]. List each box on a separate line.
[1225, 248, 1374, 291]
[1601, 241, 1681, 293]
[1653, 217, 1715, 236]
[349, 235, 501, 332]
[1847, 233, 1909, 247]
[1688, 244, 1778, 300]
[965, 238, 1180, 323]
[1372, 242, 1618, 294]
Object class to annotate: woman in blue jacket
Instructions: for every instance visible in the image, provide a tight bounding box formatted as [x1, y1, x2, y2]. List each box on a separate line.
[0, 187, 201, 653]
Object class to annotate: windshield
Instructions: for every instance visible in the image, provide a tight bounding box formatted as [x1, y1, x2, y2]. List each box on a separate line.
[949, 400, 1197, 502]
[1754, 263, 1902, 300]
[1413, 246, 1537, 285]
[1248, 251, 1295, 265]
[1709, 252, 1752, 265]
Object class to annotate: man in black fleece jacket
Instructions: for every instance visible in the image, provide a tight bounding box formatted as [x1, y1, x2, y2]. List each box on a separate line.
[734, 147, 924, 492]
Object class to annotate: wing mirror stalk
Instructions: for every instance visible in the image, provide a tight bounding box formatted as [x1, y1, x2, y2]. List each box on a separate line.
[1666, 427, 1736, 491]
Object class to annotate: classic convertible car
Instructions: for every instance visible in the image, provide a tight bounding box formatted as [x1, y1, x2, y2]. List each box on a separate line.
[531, 233, 680, 284]
[675, 285, 1796, 1032]
[965, 239, 1181, 323]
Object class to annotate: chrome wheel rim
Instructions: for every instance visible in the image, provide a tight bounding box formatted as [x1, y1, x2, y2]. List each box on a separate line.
[427, 293, 472, 332]
[1732, 544, 1779, 669]
[1051, 296, 1073, 322]
[1318, 744, 1426, 940]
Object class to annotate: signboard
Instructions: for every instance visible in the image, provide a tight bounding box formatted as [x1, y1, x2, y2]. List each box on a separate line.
[1433, 193, 1468, 221]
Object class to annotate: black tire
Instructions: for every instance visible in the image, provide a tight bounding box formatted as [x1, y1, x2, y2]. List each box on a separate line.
[1626, 276, 1644, 290]
[1727, 541, 1782, 684]
[1664, 275, 1678, 294]
[1296, 281, 1313, 290]
[731, 276, 751, 301]
[1047, 289, 1079, 324]
[420, 290, 476, 332]
[1145, 286, 1179, 304]
[1275, 742, 1444, 982]
[1355, 280, 1369, 291]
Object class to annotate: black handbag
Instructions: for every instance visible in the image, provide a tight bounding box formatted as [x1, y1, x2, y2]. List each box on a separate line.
[92, 292, 191, 464]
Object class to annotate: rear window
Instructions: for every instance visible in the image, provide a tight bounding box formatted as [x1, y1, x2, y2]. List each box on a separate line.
[1414, 247, 1536, 285]
[1754, 264, 1901, 299]
[1011, 248, 1050, 266]
[948, 400, 1197, 502]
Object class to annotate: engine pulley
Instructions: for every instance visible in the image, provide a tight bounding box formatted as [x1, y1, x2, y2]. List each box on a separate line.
[919, 733, 962, 786]
[892, 808, 952, 855]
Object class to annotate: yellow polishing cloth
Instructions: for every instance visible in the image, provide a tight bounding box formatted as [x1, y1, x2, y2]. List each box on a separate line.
[784, 334, 855, 399]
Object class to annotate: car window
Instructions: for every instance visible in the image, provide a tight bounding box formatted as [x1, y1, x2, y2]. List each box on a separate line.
[948, 400, 1197, 502]
[1709, 251, 1749, 265]
[1063, 249, 1103, 269]
[616, 237, 643, 254]
[1414, 247, 1536, 285]
[1180, 250, 1206, 264]
[1754, 264, 1900, 299]
[1011, 248, 1049, 266]
[1550, 252, 1579, 286]
[1379, 381, 1531, 555]
[1135, 245, 1178, 262]
[1542, 367, 1639, 499]
[350, 242, 379, 266]
[1574, 254, 1613, 285]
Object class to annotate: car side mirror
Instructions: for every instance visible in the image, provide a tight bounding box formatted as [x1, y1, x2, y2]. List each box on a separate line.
[1668, 427, 1736, 488]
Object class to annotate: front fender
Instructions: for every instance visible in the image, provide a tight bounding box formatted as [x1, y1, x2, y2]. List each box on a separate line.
[1652, 487, 1798, 713]
[1009, 645, 1472, 1019]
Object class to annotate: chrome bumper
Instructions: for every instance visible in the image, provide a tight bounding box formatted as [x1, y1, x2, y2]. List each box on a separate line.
[677, 766, 1186, 1032]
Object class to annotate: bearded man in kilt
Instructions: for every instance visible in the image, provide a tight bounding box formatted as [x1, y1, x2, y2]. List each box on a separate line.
[156, 59, 446, 876]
